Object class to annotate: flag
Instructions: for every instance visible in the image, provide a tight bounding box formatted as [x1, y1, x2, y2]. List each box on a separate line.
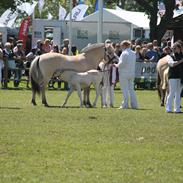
[94, 0, 99, 12]
[94, 0, 105, 12]
[158, 1, 166, 16]
[0, 9, 18, 27]
[47, 12, 53, 20]
[18, 16, 31, 49]
[59, 5, 67, 20]
[38, 0, 45, 15]
[65, 4, 88, 21]
[78, 0, 85, 4]
[17, 1, 37, 16]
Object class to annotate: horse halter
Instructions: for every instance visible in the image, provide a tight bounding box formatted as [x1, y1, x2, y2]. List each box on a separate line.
[104, 47, 117, 64]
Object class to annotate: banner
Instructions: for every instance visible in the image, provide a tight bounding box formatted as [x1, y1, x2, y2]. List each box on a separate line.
[65, 4, 88, 21]
[38, 0, 45, 15]
[135, 61, 157, 80]
[47, 12, 53, 20]
[59, 5, 67, 20]
[0, 9, 18, 27]
[17, 1, 37, 16]
[18, 17, 31, 49]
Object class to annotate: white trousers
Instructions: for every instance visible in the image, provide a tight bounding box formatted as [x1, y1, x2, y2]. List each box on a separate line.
[119, 76, 138, 109]
[166, 79, 182, 112]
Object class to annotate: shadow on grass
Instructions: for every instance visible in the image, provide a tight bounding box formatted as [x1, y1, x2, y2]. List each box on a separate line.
[0, 107, 22, 110]
[48, 105, 80, 108]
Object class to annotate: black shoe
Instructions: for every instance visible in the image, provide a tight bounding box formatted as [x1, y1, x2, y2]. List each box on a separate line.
[174, 111, 182, 114]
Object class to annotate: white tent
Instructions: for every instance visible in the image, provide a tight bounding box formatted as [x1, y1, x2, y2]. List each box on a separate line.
[82, 8, 150, 29]
[81, 8, 150, 41]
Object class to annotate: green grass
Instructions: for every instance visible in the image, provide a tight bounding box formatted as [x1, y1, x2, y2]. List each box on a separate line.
[0, 88, 183, 183]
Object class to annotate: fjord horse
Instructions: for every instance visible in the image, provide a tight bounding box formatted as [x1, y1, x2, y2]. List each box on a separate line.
[30, 43, 115, 106]
[156, 56, 169, 106]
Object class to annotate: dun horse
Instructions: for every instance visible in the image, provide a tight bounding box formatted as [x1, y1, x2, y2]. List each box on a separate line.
[30, 43, 115, 106]
[156, 56, 169, 106]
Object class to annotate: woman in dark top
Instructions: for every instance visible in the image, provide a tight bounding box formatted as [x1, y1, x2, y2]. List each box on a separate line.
[165, 42, 183, 113]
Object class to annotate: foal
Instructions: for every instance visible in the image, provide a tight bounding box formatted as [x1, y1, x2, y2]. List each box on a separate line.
[57, 69, 103, 108]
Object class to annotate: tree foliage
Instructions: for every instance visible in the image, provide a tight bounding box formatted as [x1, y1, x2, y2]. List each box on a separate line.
[0, 0, 177, 43]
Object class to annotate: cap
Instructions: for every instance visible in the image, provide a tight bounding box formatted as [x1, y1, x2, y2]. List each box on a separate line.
[105, 39, 111, 44]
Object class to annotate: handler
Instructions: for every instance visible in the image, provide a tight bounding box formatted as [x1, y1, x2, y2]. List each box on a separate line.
[165, 42, 183, 113]
[114, 40, 138, 109]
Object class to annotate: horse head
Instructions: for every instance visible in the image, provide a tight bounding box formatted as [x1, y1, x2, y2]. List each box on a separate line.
[104, 43, 118, 64]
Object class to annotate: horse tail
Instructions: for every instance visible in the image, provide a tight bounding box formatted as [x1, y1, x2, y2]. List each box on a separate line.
[30, 56, 42, 95]
[156, 69, 161, 100]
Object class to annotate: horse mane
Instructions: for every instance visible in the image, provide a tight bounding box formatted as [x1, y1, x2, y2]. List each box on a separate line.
[81, 43, 104, 53]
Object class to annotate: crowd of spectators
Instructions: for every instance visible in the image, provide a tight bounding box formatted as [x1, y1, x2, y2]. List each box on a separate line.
[0, 35, 78, 89]
[0, 32, 181, 89]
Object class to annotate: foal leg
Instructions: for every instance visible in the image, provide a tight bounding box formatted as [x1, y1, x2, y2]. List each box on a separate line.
[83, 88, 87, 106]
[62, 86, 74, 107]
[86, 87, 92, 108]
[76, 84, 83, 108]
[31, 89, 37, 106]
[93, 83, 100, 107]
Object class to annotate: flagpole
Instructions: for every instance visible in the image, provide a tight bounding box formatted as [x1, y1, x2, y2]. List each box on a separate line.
[69, 0, 73, 55]
[97, 0, 103, 43]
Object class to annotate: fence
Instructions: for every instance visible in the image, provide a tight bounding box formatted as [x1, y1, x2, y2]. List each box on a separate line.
[1, 61, 158, 89]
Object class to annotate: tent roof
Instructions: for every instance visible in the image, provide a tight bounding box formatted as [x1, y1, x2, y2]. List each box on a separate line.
[82, 8, 149, 29]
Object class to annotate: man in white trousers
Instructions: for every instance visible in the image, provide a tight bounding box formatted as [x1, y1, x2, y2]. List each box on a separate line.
[114, 40, 138, 109]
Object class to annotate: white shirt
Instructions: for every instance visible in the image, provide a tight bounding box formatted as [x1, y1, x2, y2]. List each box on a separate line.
[166, 55, 174, 67]
[118, 48, 136, 77]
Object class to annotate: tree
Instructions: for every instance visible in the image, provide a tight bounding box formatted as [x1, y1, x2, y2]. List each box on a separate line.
[115, 0, 176, 44]
[134, 0, 175, 44]
[0, 0, 26, 11]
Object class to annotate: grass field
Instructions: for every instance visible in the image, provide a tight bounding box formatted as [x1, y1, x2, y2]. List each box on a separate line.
[0, 88, 183, 183]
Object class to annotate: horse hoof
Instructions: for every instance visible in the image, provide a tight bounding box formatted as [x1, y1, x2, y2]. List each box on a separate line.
[31, 101, 37, 106]
[43, 103, 49, 107]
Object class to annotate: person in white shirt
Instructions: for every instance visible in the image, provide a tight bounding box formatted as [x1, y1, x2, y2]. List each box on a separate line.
[114, 40, 138, 109]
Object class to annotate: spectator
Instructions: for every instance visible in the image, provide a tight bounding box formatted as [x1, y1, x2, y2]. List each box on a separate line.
[140, 47, 148, 61]
[114, 40, 138, 109]
[3, 42, 16, 81]
[135, 45, 144, 61]
[0, 33, 3, 46]
[145, 42, 159, 62]
[152, 39, 158, 48]
[36, 40, 44, 55]
[49, 45, 62, 89]
[61, 38, 69, 55]
[71, 45, 78, 55]
[51, 45, 59, 53]
[25, 47, 37, 88]
[43, 39, 51, 53]
[0, 43, 4, 87]
[60, 39, 70, 90]
[160, 46, 172, 58]
[13, 43, 26, 87]
[114, 43, 122, 57]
